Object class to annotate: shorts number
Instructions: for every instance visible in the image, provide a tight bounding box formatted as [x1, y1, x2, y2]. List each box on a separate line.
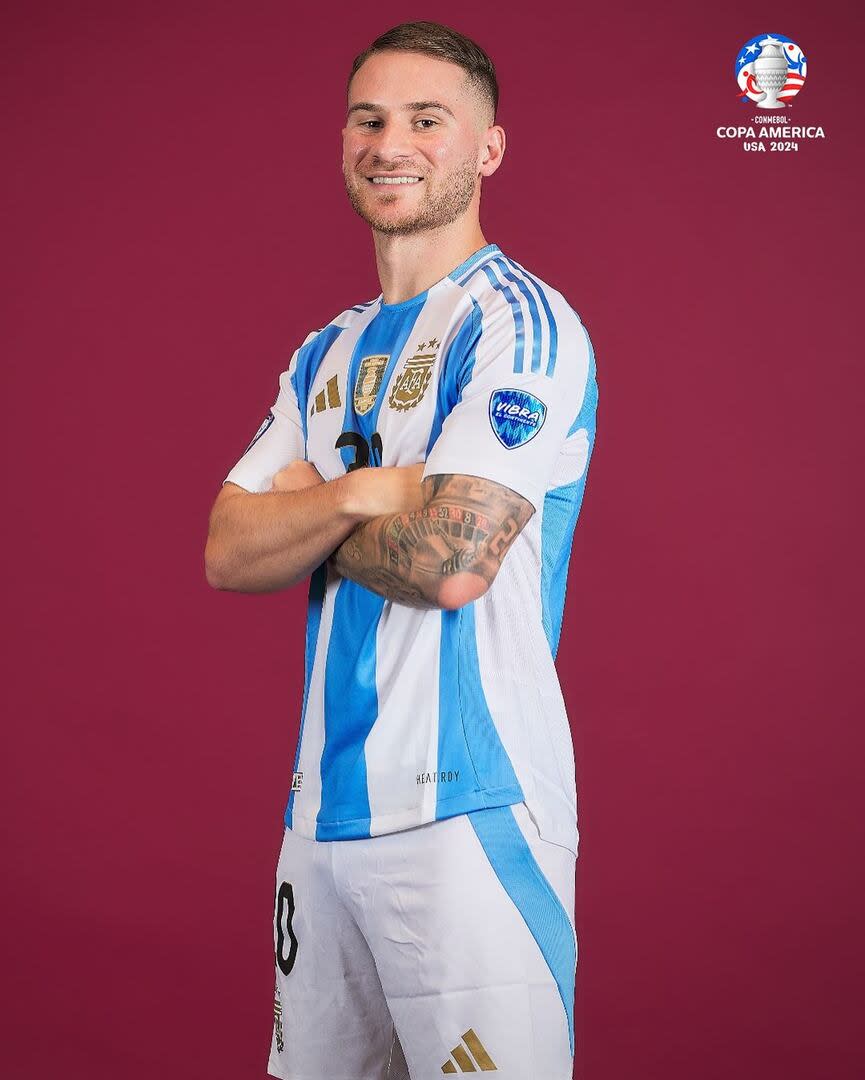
[335, 430, 383, 471]
[275, 882, 298, 976]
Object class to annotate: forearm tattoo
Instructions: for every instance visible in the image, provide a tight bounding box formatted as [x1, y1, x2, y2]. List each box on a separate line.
[332, 473, 534, 608]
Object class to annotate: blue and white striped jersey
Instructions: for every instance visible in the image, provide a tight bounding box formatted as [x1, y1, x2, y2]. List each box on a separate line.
[223, 243, 598, 855]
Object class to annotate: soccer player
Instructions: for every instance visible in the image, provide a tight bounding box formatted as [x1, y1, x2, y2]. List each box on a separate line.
[205, 20, 598, 1080]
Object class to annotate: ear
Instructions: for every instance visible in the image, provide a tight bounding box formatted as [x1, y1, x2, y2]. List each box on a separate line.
[479, 125, 506, 178]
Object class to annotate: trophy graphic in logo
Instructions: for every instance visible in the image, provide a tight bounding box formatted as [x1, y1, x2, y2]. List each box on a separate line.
[735, 34, 806, 108]
[753, 41, 789, 108]
[354, 354, 390, 415]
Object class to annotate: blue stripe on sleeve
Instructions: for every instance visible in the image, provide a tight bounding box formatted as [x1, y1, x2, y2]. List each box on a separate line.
[480, 263, 525, 374]
[507, 258, 560, 377]
[491, 257, 544, 374]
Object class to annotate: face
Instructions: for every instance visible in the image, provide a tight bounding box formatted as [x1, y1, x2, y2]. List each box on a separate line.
[342, 50, 502, 236]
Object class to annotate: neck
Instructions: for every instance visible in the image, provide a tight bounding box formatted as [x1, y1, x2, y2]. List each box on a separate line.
[372, 221, 489, 305]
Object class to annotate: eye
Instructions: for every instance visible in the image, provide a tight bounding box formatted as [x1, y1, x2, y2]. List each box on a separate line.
[360, 119, 382, 129]
[416, 118, 438, 129]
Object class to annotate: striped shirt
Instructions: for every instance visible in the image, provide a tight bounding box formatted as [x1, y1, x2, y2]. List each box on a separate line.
[224, 243, 598, 854]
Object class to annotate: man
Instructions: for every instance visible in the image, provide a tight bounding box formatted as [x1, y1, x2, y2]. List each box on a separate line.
[205, 20, 598, 1080]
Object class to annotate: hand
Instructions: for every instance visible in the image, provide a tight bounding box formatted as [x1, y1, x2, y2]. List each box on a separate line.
[271, 460, 325, 493]
[350, 463, 426, 518]
[328, 463, 426, 582]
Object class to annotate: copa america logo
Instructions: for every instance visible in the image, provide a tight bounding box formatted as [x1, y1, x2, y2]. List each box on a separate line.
[736, 34, 806, 109]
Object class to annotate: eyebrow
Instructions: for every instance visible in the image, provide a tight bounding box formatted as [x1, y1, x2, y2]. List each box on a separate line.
[347, 100, 456, 119]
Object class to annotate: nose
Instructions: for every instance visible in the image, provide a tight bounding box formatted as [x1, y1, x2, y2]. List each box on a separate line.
[368, 119, 417, 164]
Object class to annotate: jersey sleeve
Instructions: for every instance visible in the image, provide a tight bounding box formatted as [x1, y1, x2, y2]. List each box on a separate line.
[422, 293, 593, 511]
[222, 346, 308, 494]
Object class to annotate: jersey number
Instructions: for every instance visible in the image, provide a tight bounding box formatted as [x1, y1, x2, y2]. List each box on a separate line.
[275, 882, 298, 976]
[335, 430, 383, 471]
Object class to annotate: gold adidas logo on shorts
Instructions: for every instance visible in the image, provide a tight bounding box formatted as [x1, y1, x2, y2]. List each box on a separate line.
[441, 1028, 497, 1072]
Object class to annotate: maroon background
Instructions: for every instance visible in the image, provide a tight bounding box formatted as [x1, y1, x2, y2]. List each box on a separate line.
[3, 1, 863, 1077]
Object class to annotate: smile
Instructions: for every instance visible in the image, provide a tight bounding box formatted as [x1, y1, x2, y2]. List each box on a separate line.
[368, 176, 422, 185]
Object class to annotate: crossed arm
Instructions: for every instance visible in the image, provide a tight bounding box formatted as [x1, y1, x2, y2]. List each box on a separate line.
[205, 460, 534, 608]
[330, 472, 535, 610]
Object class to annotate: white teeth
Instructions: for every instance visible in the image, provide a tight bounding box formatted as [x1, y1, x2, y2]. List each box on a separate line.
[371, 176, 421, 184]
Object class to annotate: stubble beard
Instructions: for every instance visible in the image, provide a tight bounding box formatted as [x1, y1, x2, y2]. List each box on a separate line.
[343, 157, 480, 236]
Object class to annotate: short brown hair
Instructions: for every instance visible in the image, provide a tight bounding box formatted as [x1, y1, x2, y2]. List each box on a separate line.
[348, 21, 499, 124]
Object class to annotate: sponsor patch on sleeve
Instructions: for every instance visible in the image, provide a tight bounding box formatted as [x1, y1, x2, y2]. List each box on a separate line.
[488, 389, 547, 449]
[244, 409, 275, 454]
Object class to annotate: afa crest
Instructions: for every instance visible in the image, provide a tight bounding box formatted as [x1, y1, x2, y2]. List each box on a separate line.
[388, 338, 440, 411]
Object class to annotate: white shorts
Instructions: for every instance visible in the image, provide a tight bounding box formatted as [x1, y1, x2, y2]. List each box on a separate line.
[267, 800, 577, 1079]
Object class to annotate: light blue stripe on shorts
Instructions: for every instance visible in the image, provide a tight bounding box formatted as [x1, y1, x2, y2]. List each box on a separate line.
[467, 803, 576, 1056]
